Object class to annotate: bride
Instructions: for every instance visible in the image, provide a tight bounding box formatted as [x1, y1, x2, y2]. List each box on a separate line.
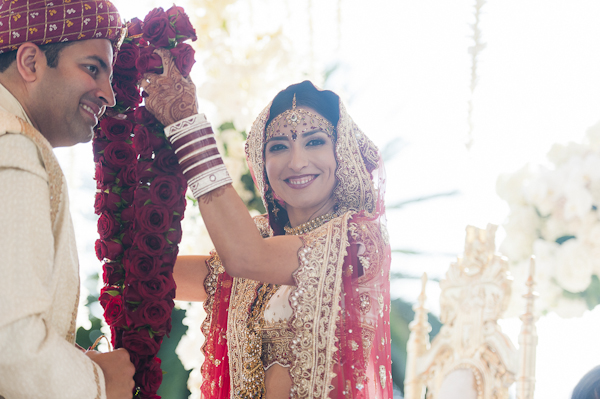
[142, 51, 393, 399]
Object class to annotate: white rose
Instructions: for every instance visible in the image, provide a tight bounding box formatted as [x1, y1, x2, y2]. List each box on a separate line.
[547, 142, 587, 167]
[522, 167, 562, 216]
[532, 239, 559, 280]
[563, 186, 594, 222]
[554, 239, 594, 293]
[541, 216, 570, 243]
[500, 230, 536, 262]
[554, 296, 588, 318]
[499, 206, 539, 261]
[496, 165, 532, 205]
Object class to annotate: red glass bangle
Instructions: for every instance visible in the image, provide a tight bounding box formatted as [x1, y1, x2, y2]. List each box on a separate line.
[176, 137, 217, 160]
[183, 157, 225, 180]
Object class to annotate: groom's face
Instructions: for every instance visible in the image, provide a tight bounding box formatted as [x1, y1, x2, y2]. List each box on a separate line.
[28, 39, 116, 147]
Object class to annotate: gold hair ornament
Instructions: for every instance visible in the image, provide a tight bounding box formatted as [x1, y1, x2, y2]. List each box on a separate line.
[266, 94, 336, 142]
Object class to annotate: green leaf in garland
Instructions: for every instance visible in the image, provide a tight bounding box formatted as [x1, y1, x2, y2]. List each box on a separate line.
[143, 199, 153, 206]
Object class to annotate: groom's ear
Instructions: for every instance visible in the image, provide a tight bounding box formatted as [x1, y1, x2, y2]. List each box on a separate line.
[15, 42, 47, 84]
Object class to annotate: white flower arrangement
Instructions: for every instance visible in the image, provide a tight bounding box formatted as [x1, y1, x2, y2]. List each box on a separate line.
[497, 121, 600, 318]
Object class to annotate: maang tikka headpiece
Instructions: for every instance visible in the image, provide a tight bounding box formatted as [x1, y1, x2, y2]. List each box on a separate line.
[266, 93, 336, 142]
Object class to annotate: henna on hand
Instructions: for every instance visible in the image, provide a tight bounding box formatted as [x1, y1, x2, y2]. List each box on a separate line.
[140, 48, 198, 126]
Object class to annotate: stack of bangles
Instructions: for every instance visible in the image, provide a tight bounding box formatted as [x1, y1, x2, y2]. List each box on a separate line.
[165, 114, 232, 199]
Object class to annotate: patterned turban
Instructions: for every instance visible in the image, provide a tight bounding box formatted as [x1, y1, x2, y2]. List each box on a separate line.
[0, 0, 125, 54]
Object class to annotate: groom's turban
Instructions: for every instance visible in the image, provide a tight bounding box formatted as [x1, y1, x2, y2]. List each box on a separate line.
[0, 0, 125, 54]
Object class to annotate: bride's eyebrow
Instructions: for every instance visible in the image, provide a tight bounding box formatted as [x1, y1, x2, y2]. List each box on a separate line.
[301, 129, 322, 138]
[266, 136, 290, 144]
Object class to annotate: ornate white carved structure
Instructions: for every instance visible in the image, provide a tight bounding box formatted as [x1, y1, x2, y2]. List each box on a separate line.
[405, 224, 537, 399]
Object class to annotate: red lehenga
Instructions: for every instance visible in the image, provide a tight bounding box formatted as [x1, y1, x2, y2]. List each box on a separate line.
[199, 84, 393, 399]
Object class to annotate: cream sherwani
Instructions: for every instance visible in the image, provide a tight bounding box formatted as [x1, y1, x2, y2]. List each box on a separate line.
[0, 83, 106, 398]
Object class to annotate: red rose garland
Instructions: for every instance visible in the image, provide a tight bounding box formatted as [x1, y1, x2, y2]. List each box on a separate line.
[92, 6, 196, 398]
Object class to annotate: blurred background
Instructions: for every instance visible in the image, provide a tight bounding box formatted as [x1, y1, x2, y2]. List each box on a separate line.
[56, 0, 600, 397]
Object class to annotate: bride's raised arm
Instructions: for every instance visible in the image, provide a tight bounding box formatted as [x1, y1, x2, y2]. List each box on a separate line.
[142, 50, 307, 287]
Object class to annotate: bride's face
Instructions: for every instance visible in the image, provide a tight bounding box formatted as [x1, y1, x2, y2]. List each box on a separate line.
[264, 108, 337, 215]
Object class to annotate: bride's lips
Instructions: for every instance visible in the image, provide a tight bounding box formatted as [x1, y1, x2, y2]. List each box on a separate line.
[284, 174, 318, 189]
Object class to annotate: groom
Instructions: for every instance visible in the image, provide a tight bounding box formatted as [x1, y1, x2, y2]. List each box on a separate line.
[0, 1, 134, 398]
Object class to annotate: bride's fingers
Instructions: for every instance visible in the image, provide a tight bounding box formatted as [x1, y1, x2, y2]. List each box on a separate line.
[153, 47, 179, 77]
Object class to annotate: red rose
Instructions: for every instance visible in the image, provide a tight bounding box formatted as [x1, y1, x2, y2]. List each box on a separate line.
[104, 294, 125, 328]
[166, 5, 197, 42]
[98, 212, 119, 239]
[94, 193, 107, 215]
[95, 239, 123, 261]
[137, 357, 163, 396]
[100, 117, 133, 142]
[122, 330, 160, 356]
[95, 238, 104, 260]
[136, 125, 166, 152]
[153, 150, 180, 174]
[128, 18, 143, 36]
[133, 125, 153, 158]
[124, 250, 159, 280]
[136, 273, 176, 300]
[137, 205, 171, 233]
[114, 43, 140, 71]
[114, 67, 142, 86]
[92, 139, 109, 162]
[136, 46, 163, 75]
[113, 80, 142, 109]
[105, 191, 121, 211]
[150, 176, 181, 208]
[134, 186, 152, 207]
[161, 248, 178, 266]
[124, 279, 143, 303]
[102, 262, 124, 286]
[118, 163, 138, 187]
[103, 141, 136, 169]
[166, 220, 182, 245]
[95, 162, 117, 187]
[134, 106, 158, 126]
[121, 224, 135, 247]
[134, 232, 167, 256]
[121, 187, 135, 205]
[142, 8, 176, 48]
[99, 286, 120, 308]
[105, 240, 124, 260]
[126, 299, 172, 329]
[121, 207, 135, 224]
[169, 42, 195, 77]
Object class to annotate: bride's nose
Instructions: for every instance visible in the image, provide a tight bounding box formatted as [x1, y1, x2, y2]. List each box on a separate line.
[288, 143, 309, 171]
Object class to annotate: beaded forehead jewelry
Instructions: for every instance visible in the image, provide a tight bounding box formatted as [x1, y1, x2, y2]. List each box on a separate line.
[266, 93, 336, 142]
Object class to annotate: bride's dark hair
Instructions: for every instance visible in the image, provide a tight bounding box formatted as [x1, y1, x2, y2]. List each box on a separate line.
[266, 80, 340, 129]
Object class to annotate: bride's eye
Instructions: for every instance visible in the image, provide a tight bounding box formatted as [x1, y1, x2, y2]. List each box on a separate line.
[268, 143, 288, 152]
[307, 138, 326, 147]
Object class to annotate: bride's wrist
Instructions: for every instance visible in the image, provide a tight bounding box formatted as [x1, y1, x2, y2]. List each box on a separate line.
[165, 114, 232, 199]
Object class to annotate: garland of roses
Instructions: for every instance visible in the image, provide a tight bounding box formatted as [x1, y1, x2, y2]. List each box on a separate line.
[92, 6, 197, 398]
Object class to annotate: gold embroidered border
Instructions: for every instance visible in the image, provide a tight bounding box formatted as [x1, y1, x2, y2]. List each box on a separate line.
[227, 278, 278, 398]
[92, 362, 102, 399]
[288, 214, 350, 399]
[261, 319, 294, 369]
[0, 110, 63, 228]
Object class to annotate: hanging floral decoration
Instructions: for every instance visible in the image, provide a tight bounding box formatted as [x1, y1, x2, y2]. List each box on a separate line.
[92, 6, 197, 398]
[498, 122, 600, 318]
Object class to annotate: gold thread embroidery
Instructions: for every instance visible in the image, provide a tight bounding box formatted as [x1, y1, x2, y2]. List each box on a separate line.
[288, 214, 350, 398]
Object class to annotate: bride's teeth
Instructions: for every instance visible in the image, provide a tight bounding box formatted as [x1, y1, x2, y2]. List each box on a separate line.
[289, 176, 314, 185]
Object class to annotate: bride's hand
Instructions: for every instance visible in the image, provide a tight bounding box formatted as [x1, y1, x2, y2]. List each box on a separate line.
[139, 48, 198, 126]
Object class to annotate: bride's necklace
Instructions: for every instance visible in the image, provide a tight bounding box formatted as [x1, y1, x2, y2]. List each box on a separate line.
[284, 212, 338, 236]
